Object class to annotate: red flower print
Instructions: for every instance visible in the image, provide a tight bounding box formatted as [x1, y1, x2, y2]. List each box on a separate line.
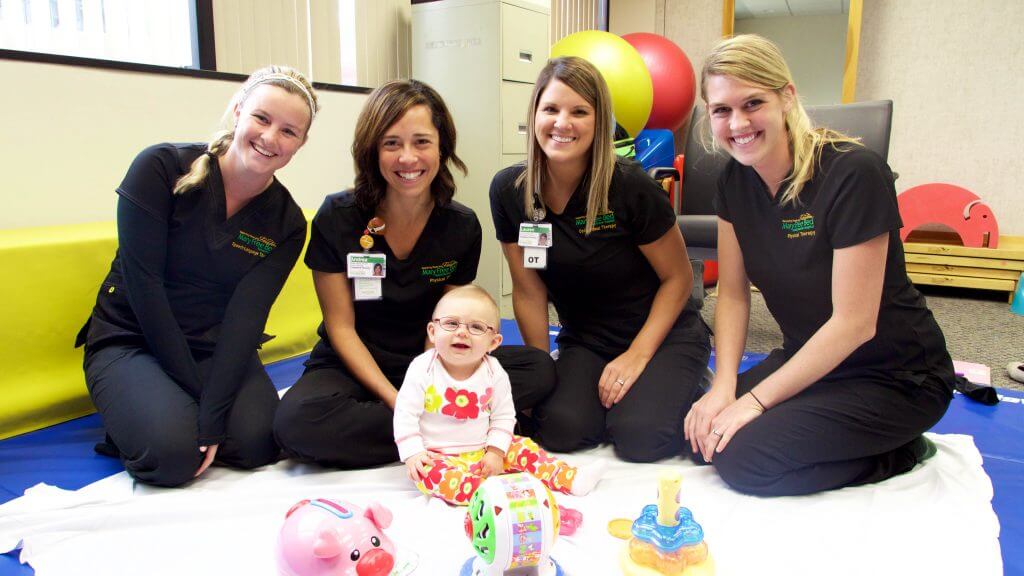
[515, 449, 539, 473]
[442, 388, 480, 420]
[421, 460, 448, 490]
[455, 475, 481, 503]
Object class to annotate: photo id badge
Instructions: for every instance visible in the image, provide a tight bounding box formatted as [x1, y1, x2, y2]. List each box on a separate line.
[518, 222, 553, 248]
[347, 253, 386, 278]
[523, 246, 547, 269]
[352, 277, 382, 301]
[348, 253, 385, 301]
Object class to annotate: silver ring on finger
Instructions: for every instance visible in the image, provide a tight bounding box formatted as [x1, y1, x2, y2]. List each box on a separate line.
[712, 428, 723, 437]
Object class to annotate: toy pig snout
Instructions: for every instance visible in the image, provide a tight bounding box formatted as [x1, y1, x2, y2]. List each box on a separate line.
[355, 547, 394, 576]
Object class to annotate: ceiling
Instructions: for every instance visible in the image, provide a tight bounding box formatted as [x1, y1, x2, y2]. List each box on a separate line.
[735, 0, 850, 20]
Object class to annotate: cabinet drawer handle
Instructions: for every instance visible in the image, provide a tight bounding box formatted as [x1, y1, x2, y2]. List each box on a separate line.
[517, 123, 528, 134]
[518, 50, 533, 63]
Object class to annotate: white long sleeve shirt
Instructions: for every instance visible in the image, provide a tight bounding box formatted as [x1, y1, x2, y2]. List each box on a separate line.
[393, 349, 516, 462]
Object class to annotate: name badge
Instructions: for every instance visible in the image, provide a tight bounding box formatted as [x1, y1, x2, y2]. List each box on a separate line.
[523, 246, 547, 269]
[348, 253, 385, 301]
[347, 253, 386, 278]
[518, 222, 553, 248]
[519, 222, 551, 270]
[352, 277, 383, 301]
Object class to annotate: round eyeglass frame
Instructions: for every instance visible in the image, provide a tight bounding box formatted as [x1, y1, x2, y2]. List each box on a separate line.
[432, 316, 495, 336]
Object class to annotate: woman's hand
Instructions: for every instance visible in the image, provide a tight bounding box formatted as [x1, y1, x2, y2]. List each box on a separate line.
[314, 271, 400, 407]
[596, 226, 690, 410]
[702, 393, 765, 462]
[598, 349, 652, 408]
[684, 384, 734, 456]
[194, 444, 219, 478]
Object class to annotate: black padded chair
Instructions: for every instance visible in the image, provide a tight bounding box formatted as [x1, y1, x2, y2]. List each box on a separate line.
[676, 99, 895, 260]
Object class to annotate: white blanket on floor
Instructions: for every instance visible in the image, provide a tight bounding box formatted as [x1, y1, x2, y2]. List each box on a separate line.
[0, 433, 1001, 576]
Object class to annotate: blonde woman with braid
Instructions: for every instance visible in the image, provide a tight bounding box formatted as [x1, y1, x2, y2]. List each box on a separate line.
[683, 35, 953, 496]
[76, 66, 318, 487]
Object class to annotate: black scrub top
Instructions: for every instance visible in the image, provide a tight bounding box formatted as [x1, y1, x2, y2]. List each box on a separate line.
[303, 191, 481, 368]
[716, 145, 954, 388]
[490, 159, 705, 357]
[77, 143, 307, 443]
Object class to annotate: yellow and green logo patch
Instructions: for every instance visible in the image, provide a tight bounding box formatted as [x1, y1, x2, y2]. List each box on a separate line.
[781, 213, 816, 239]
[421, 260, 459, 283]
[232, 231, 277, 257]
[574, 211, 617, 232]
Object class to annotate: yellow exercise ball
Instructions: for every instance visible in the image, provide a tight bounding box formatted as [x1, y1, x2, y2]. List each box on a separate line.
[551, 30, 653, 138]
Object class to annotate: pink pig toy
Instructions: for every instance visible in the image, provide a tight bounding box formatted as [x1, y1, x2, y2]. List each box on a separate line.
[277, 498, 396, 576]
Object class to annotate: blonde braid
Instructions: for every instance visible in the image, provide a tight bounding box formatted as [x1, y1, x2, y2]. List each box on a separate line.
[172, 130, 233, 195]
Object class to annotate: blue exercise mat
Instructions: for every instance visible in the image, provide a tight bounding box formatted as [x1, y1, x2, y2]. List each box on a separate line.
[3, 324, 1021, 575]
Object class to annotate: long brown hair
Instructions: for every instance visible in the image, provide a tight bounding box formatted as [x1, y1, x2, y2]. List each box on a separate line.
[351, 79, 466, 211]
[172, 65, 319, 195]
[518, 56, 615, 235]
[700, 34, 860, 205]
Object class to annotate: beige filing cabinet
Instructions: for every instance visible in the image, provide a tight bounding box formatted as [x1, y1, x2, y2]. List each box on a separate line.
[412, 0, 550, 303]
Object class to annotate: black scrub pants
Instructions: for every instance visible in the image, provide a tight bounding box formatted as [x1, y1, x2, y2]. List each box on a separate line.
[533, 328, 711, 463]
[84, 342, 280, 487]
[272, 345, 557, 468]
[710, 349, 953, 496]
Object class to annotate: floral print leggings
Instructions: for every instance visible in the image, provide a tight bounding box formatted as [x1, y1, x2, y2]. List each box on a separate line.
[414, 435, 578, 505]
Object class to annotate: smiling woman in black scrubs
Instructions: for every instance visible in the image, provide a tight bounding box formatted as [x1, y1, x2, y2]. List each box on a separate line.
[273, 80, 554, 468]
[77, 66, 318, 487]
[490, 57, 710, 463]
[683, 35, 953, 496]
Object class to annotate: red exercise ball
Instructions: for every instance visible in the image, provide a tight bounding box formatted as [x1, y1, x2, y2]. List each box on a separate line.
[622, 33, 696, 132]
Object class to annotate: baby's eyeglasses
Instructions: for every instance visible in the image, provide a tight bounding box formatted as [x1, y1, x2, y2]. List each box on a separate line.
[432, 317, 494, 336]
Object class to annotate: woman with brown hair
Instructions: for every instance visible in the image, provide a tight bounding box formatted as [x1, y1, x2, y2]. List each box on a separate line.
[490, 56, 710, 463]
[274, 80, 554, 468]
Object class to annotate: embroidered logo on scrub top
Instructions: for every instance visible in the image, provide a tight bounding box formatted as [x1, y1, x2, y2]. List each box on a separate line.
[421, 260, 459, 283]
[781, 213, 816, 239]
[574, 211, 617, 233]
[232, 231, 277, 257]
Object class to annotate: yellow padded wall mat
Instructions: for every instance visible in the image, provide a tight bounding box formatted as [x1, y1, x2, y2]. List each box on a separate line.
[0, 218, 320, 440]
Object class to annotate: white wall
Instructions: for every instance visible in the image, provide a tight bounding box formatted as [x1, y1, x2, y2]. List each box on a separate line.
[735, 14, 847, 106]
[857, 0, 1024, 235]
[0, 59, 366, 229]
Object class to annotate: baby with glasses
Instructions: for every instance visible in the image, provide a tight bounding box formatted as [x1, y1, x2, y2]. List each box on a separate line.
[393, 285, 604, 505]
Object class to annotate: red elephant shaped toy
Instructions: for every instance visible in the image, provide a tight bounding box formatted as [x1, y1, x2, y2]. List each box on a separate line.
[897, 183, 999, 248]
